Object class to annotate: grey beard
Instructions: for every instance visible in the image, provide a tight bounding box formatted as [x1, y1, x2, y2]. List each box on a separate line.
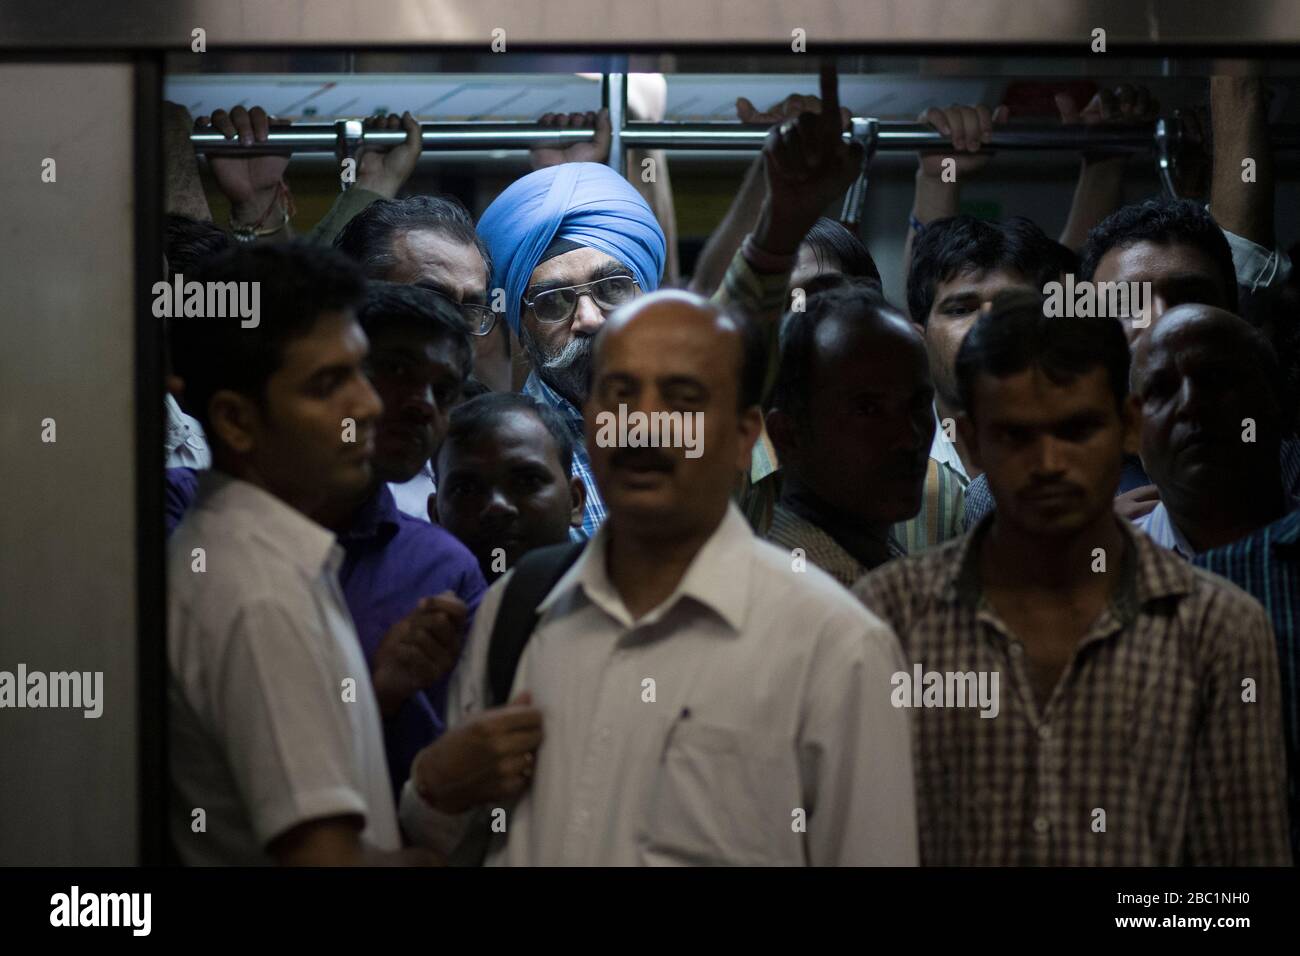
[521, 327, 593, 407]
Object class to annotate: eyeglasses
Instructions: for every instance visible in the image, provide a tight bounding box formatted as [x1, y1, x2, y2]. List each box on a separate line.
[523, 275, 641, 324]
[413, 283, 496, 337]
[457, 302, 496, 337]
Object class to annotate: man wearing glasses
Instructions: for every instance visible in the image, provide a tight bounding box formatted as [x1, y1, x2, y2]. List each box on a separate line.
[477, 161, 668, 539]
[336, 195, 507, 520]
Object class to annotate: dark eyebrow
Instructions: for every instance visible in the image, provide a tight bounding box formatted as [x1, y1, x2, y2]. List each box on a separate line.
[988, 409, 1108, 431]
[658, 374, 709, 395]
[526, 262, 633, 297]
[304, 361, 358, 388]
[413, 279, 458, 300]
[598, 371, 640, 389]
[935, 289, 983, 308]
[369, 344, 424, 361]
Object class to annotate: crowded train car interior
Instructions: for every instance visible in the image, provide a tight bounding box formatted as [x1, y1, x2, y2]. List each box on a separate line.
[4, 0, 1300, 931]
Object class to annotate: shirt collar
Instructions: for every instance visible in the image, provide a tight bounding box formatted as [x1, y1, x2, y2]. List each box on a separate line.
[195, 471, 340, 577]
[938, 510, 1195, 612]
[1150, 494, 1300, 558]
[163, 393, 190, 456]
[771, 501, 903, 577]
[338, 484, 402, 545]
[537, 501, 754, 633]
[1271, 507, 1300, 549]
[1142, 501, 1196, 559]
[751, 421, 780, 483]
[524, 372, 584, 424]
[929, 403, 969, 483]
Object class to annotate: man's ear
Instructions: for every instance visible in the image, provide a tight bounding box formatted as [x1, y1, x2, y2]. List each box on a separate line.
[735, 405, 764, 473]
[569, 475, 587, 527]
[426, 491, 440, 525]
[956, 411, 981, 472]
[208, 389, 259, 456]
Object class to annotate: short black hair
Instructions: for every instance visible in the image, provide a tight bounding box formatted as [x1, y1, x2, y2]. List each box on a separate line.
[358, 281, 473, 383]
[334, 194, 491, 284]
[955, 288, 1131, 420]
[770, 280, 899, 420]
[907, 215, 1063, 326]
[1079, 198, 1238, 312]
[803, 218, 882, 289]
[434, 391, 574, 482]
[165, 214, 232, 280]
[1047, 238, 1081, 279]
[171, 242, 367, 438]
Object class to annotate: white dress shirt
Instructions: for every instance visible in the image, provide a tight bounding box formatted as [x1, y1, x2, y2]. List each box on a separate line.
[168, 472, 400, 864]
[388, 462, 436, 522]
[1134, 501, 1196, 559]
[929, 403, 969, 485]
[164, 393, 211, 469]
[401, 502, 918, 866]
[1137, 494, 1300, 560]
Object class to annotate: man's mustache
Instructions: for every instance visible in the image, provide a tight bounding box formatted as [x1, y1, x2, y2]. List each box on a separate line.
[610, 446, 675, 472]
[540, 333, 592, 370]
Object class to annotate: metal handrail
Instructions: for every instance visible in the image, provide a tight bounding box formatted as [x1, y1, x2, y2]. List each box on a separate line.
[193, 118, 1238, 155]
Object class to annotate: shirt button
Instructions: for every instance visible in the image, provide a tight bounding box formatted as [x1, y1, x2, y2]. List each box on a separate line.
[1033, 816, 1050, 834]
[1038, 724, 1052, 741]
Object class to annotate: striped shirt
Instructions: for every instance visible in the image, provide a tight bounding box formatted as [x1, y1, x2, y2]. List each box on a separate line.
[765, 502, 905, 588]
[894, 457, 967, 555]
[853, 514, 1292, 866]
[744, 451, 966, 555]
[1195, 507, 1300, 860]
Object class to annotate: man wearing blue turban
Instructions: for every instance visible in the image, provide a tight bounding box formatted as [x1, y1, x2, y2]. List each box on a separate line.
[477, 161, 667, 538]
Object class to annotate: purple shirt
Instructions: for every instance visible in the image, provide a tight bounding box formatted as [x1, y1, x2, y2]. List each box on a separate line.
[165, 469, 487, 800]
[337, 484, 486, 797]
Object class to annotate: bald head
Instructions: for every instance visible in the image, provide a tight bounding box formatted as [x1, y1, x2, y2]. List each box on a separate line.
[594, 289, 764, 412]
[1132, 302, 1285, 512]
[585, 289, 766, 538]
[1133, 303, 1278, 393]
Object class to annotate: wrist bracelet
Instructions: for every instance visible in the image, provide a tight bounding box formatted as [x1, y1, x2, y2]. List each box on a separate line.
[231, 179, 294, 242]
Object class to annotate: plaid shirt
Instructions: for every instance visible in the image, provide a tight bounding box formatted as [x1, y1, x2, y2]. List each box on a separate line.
[853, 514, 1292, 866]
[522, 373, 604, 539]
[765, 502, 905, 588]
[1196, 507, 1300, 861]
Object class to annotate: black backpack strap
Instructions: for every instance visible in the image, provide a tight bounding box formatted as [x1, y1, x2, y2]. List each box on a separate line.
[487, 540, 586, 706]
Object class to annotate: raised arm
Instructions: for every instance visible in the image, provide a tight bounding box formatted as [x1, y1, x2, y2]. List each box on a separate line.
[902, 103, 1007, 285]
[1210, 73, 1275, 251]
[1056, 85, 1159, 252]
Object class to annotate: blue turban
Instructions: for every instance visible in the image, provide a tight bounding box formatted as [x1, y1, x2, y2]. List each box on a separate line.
[477, 162, 666, 335]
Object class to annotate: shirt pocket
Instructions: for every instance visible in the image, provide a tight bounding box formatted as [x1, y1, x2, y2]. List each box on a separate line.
[639, 714, 800, 867]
